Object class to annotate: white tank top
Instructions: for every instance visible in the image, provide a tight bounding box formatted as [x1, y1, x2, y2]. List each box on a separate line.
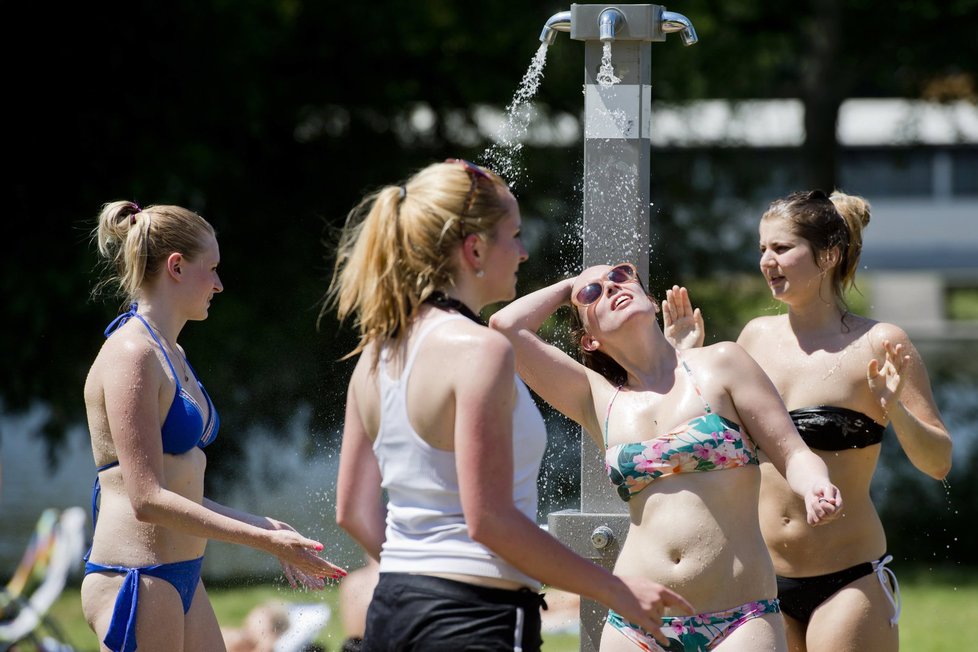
[375, 315, 547, 589]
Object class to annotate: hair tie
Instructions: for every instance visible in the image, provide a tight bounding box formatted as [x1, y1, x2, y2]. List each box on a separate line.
[398, 186, 407, 200]
[129, 202, 142, 225]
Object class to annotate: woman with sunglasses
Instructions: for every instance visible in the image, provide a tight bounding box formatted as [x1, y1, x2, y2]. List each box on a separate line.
[489, 262, 842, 652]
[328, 160, 692, 652]
[665, 191, 952, 652]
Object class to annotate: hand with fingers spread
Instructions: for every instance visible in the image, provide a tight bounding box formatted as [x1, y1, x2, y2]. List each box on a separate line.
[281, 562, 327, 590]
[266, 519, 347, 584]
[662, 285, 705, 350]
[868, 339, 910, 419]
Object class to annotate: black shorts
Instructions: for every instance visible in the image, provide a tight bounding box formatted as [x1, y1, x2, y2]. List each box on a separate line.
[362, 572, 546, 652]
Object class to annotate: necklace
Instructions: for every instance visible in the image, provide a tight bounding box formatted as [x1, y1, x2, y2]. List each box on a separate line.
[424, 291, 485, 326]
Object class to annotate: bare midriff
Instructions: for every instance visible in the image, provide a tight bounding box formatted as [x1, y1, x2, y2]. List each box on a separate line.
[759, 446, 885, 577]
[87, 448, 208, 566]
[612, 464, 775, 614]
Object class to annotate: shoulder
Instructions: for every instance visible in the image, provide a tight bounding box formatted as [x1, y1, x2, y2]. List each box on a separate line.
[350, 343, 379, 385]
[696, 340, 749, 361]
[99, 324, 163, 373]
[866, 320, 914, 353]
[681, 339, 751, 368]
[867, 320, 910, 343]
[429, 319, 513, 359]
[737, 315, 791, 359]
[94, 326, 167, 394]
[685, 341, 763, 383]
[410, 318, 516, 387]
[738, 315, 784, 342]
[428, 323, 518, 405]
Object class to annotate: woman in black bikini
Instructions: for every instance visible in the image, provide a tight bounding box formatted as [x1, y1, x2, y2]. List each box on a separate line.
[667, 190, 953, 652]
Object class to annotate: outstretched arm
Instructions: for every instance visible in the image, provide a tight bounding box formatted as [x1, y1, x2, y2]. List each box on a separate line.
[717, 343, 843, 526]
[203, 500, 344, 588]
[102, 344, 345, 584]
[662, 285, 705, 350]
[869, 327, 952, 479]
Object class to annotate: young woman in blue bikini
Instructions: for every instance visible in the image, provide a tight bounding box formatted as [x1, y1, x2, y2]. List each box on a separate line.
[82, 201, 346, 652]
[490, 262, 843, 652]
[666, 190, 952, 652]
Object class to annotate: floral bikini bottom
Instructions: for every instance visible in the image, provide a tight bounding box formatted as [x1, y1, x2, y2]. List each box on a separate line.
[606, 598, 781, 651]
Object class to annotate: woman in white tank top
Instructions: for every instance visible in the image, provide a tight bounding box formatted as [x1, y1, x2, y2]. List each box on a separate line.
[326, 159, 693, 651]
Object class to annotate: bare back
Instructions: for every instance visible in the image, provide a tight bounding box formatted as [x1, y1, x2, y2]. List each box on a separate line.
[350, 307, 492, 452]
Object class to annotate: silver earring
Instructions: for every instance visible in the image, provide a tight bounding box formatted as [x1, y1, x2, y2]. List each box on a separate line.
[476, 269, 485, 278]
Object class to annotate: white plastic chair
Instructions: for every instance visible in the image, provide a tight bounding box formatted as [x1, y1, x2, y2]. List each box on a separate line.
[0, 506, 86, 651]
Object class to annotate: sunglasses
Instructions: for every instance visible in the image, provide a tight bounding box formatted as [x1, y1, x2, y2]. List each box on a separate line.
[572, 263, 639, 306]
[445, 158, 491, 226]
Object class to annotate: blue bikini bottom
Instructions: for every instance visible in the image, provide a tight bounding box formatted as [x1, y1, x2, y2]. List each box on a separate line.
[84, 556, 204, 652]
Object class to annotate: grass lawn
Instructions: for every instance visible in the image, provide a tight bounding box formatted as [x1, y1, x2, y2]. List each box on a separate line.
[37, 566, 978, 651]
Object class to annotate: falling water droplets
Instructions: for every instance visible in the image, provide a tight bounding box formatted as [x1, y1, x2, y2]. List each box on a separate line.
[596, 41, 621, 87]
[481, 43, 549, 189]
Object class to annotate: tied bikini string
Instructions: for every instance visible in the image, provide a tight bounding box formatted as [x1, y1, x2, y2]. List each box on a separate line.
[424, 291, 485, 326]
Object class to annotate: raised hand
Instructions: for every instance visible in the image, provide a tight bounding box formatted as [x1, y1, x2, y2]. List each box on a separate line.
[867, 339, 910, 420]
[662, 285, 705, 350]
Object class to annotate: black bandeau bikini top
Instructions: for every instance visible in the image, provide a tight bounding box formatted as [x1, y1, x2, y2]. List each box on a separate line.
[789, 406, 885, 451]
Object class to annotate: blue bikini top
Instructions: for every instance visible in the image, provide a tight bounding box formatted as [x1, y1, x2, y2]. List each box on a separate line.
[102, 303, 220, 456]
[90, 304, 219, 525]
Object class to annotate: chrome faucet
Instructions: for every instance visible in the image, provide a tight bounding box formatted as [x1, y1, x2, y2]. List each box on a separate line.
[598, 7, 624, 41]
[660, 10, 698, 46]
[539, 10, 571, 45]
[540, 6, 698, 46]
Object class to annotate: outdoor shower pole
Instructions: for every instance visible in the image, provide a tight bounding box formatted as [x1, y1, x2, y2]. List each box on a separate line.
[578, 4, 659, 284]
[541, 5, 697, 650]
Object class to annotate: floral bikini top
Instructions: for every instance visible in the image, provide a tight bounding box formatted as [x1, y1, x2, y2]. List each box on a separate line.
[604, 353, 759, 502]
